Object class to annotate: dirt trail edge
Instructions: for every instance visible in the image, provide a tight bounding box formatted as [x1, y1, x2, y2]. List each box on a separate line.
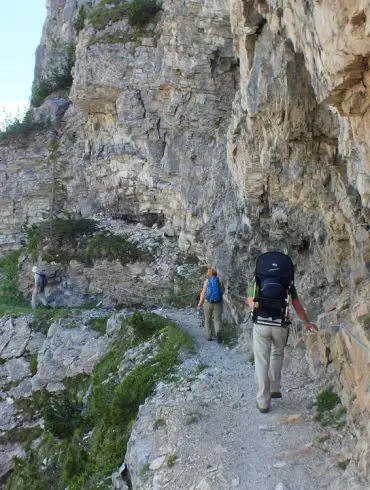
[125, 308, 367, 490]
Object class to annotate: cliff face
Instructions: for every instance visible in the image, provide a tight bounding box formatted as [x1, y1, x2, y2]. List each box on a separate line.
[0, 0, 369, 477]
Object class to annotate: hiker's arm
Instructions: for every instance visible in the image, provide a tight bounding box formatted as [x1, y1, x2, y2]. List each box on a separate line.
[197, 280, 208, 308]
[245, 296, 254, 309]
[244, 280, 256, 309]
[291, 298, 318, 331]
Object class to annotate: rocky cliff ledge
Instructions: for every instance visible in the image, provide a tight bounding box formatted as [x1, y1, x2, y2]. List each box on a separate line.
[0, 0, 369, 481]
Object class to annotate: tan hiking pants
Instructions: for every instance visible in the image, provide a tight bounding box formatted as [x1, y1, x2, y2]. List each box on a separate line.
[31, 286, 48, 309]
[253, 324, 288, 409]
[203, 301, 222, 339]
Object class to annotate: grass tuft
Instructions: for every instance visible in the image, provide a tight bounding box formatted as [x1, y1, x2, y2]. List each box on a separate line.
[88, 316, 109, 335]
[313, 387, 347, 429]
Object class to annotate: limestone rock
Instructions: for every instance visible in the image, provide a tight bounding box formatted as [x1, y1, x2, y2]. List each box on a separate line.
[36, 319, 113, 384]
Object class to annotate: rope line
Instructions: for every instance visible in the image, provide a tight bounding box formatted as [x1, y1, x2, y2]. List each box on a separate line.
[117, 288, 370, 355]
[330, 324, 370, 356]
[118, 287, 246, 304]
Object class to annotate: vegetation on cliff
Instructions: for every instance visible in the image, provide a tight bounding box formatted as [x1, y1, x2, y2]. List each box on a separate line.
[87, 0, 161, 30]
[0, 110, 46, 142]
[31, 45, 75, 108]
[5, 312, 193, 489]
[27, 218, 149, 266]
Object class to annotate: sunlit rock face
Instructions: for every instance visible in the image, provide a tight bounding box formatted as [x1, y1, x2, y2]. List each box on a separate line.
[0, 0, 369, 477]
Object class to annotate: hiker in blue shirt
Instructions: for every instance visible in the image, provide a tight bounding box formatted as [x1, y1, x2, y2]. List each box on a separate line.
[197, 268, 225, 342]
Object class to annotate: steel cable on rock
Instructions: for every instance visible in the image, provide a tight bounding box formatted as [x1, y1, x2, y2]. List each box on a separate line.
[328, 324, 370, 356]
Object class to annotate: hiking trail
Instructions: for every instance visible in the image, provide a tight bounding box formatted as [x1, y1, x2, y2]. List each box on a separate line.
[125, 308, 367, 490]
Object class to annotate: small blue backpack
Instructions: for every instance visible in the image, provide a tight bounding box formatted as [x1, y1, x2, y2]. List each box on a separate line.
[206, 276, 223, 303]
[36, 272, 48, 292]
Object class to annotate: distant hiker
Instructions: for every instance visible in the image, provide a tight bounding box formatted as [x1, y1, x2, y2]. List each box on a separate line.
[31, 266, 48, 309]
[245, 252, 318, 413]
[197, 268, 225, 342]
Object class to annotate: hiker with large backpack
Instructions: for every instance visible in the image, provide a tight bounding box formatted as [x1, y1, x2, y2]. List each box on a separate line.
[31, 265, 48, 309]
[197, 268, 225, 342]
[245, 252, 318, 413]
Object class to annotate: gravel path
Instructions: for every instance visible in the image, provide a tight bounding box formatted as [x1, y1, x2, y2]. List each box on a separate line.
[126, 308, 368, 490]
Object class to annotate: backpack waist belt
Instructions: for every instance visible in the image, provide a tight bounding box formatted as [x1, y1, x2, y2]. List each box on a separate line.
[255, 316, 285, 327]
[207, 300, 222, 304]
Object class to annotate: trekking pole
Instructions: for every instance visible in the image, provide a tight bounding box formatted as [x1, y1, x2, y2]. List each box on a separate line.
[197, 308, 205, 329]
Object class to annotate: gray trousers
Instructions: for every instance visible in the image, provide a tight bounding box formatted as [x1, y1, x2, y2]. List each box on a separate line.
[203, 301, 222, 339]
[31, 286, 47, 309]
[253, 324, 288, 409]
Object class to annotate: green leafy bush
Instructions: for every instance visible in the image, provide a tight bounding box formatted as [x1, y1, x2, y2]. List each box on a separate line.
[0, 250, 28, 309]
[126, 311, 163, 340]
[7, 451, 48, 490]
[43, 391, 83, 439]
[74, 5, 88, 33]
[61, 439, 88, 487]
[29, 355, 38, 376]
[128, 0, 160, 27]
[0, 250, 22, 296]
[87, 0, 160, 30]
[88, 0, 129, 30]
[88, 316, 109, 335]
[31, 45, 75, 107]
[27, 217, 98, 262]
[0, 110, 46, 142]
[314, 387, 347, 429]
[27, 218, 148, 267]
[83, 231, 147, 266]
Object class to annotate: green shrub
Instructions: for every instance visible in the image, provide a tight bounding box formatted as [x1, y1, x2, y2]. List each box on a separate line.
[87, 0, 160, 30]
[315, 388, 341, 413]
[128, 0, 160, 27]
[336, 459, 350, 470]
[185, 413, 200, 425]
[88, 316, 109, 335]
[6, 451, 48, 490]
[43, 391, 83, 439]
[153, 418, 165, 430]
[83, 231, 147, 266]
[127, 311, 164, 340]
[313, 387, 347, 429]
[61, 439, 88, 487]
[31, 45, 75, 107]
[74, 5, 88, 33]
[0, 250, 21, 295]
[29, 354, 38, 376]
[140, 463, 150, 475]
[166, 453, 177, 468]
[0, 426, 42, 445]
[195, 362, 208, 374]
[0, 250, 28, 308]
[0, 110, 46, 142]
[27, 217, 98, 262]
[27, 219, 148, 267]
[88, 0, 129, 30]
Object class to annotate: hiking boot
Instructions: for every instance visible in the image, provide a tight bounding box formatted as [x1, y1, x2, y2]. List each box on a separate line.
[271, 391, 282, 399]
[207, 337, 213, 341]
[256, 403, 269, 414]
